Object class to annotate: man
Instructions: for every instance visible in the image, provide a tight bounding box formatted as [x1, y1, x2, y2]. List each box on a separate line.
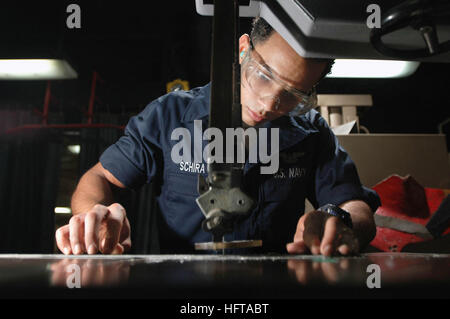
[55, 17, 380, 256]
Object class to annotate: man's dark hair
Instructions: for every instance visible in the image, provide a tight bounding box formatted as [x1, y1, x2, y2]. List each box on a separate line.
[250, 17, 334, 82]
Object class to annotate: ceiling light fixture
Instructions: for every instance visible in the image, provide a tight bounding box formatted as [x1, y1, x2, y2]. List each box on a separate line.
[326, 59, 420, 78]
[0, 59, 78, 80]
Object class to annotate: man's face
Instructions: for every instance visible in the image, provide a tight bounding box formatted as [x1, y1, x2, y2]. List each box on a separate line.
[240, 32, 327, 127]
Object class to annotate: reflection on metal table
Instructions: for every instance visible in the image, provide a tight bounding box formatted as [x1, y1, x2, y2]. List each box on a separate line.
[0, 253, 449, 298]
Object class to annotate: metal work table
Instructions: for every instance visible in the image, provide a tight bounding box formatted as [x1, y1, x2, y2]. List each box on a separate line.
[0, 253, 449, 299]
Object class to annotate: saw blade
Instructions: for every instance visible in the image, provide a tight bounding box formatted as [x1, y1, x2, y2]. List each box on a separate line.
[194, 240, 262, 251]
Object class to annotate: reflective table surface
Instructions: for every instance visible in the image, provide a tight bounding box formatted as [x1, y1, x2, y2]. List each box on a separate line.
[0, 253, 449, 298]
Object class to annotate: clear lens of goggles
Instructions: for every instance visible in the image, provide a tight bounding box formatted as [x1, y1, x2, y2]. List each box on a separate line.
[243, 60, 315, 116]
[288, 90, 317, 117]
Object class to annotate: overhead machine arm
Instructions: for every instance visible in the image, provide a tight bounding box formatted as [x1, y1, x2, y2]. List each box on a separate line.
[195, 0, 260, 251]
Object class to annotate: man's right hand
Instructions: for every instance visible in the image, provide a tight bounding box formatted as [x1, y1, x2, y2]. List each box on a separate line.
[55, 203, 131, 255]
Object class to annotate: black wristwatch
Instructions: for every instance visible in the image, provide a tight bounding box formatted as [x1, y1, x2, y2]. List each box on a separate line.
[318, 204, 353, 229]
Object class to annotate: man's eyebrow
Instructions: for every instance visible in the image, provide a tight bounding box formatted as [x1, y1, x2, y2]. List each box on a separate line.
[251, 45, 310, 94]
[261, 61, 309, 94]
[257, 58, 281, 81]
[261, 62, 275, 75]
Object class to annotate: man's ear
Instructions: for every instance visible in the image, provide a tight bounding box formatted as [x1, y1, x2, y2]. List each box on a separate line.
[239, 34, 251, 64]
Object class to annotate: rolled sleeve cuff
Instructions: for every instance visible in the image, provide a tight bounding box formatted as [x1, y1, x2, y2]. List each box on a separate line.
[319, 185, 381, 214]
[100, 144, 147, 190]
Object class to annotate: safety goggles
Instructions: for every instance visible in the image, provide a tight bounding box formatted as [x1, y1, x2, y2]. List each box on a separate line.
[242, 46, 316, 116]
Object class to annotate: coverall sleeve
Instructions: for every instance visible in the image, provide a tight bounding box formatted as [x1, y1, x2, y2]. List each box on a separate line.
[100, 101, 164, 190]
[307, 113, 381, 213]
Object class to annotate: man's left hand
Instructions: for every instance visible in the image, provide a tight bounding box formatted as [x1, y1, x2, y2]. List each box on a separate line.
[286, 210, 359, 256]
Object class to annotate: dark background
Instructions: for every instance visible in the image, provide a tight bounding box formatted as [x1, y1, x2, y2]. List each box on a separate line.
[0, 0, 449, 136]
[0, 0, 449, 253]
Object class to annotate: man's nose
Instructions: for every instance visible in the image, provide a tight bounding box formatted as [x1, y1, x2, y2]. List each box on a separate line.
[258, 94, 280, 112]
[258, 85, 284, 112]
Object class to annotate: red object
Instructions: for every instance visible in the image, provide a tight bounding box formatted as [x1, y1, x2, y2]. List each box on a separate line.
[3, 71, 125, 135]
[42, 81, 52, 125]
[4, 123, 124, 134]
[370, 175, 449, 252]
